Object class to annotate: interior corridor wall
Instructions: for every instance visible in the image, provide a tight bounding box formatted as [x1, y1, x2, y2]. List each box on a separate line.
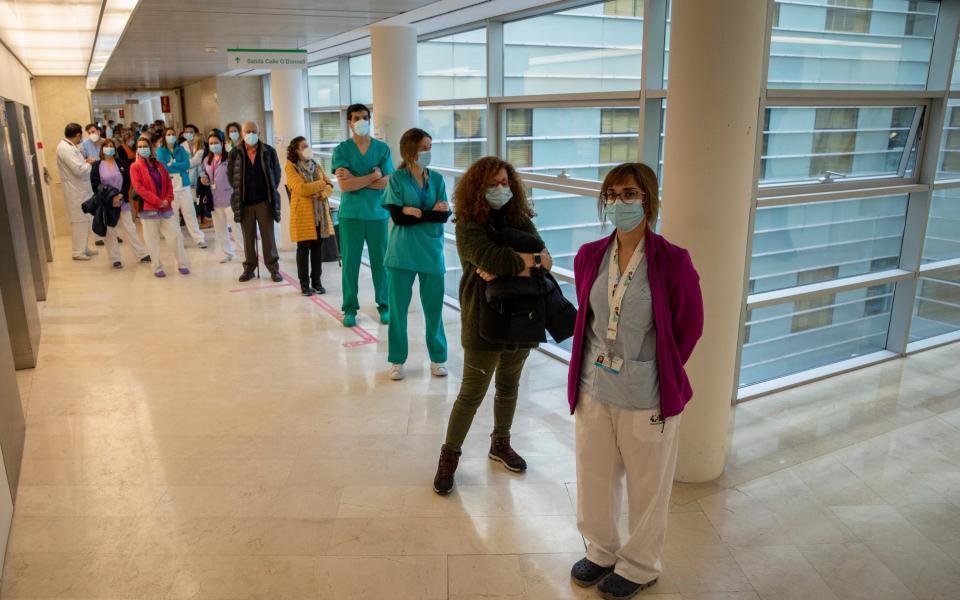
[184, 77, 220, 133]
[32, 77, 92, 237]
[216, 76, 265, 134]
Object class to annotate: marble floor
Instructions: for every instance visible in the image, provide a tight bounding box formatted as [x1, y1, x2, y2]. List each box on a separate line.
[3, 235, 960, 600]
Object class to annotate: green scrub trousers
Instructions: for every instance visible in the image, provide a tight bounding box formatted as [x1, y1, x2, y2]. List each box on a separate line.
[387, 267, 447, 365]
[340, 217, 389, 317]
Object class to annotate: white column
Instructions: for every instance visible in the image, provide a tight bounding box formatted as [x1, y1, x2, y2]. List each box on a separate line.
[370, 26, 418, 164]
[269, 68, 306, 252]
[151, 96, 163, 124]
[659, 0, 768, 482]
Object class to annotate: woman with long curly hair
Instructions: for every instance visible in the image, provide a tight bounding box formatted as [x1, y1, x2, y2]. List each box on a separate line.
[432, 156, 554, 495]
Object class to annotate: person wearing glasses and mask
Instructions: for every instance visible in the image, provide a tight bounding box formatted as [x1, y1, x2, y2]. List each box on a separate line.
[381, 128, 450, 381]
[331, 103, 393, 328]
[432, 156, 553, 496]
[567, 163, 703, 600]
[227, 121, 284, 283]
[156, 127, 208, 248]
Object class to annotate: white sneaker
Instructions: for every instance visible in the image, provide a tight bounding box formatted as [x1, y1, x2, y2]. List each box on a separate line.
[219, 255, 233, 263]
[431, 363, 449, 378]
[198, 241, 209, 249]
[72, 254, 92, 261]
[83, 248, 99, 257]
[389, 364, 405, 381]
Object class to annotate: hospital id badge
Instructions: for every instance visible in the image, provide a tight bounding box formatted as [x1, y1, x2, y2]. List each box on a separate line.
[594, 352, 624, 375]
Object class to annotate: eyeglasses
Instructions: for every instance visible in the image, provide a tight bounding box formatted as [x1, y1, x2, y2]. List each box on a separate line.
[600, 189, 645, 206]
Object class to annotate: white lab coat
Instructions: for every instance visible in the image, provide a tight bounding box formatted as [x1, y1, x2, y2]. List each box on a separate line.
[56, 138, 92, 223]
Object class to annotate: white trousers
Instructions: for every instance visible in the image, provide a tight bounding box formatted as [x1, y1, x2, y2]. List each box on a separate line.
[141, 216, 189, 273]
[70, 217, 92, 258]
[212, 206, 241, 258]
[575, 391, 680, 584]
[173, 186, 205, 246]
[104, 211, 149, 263]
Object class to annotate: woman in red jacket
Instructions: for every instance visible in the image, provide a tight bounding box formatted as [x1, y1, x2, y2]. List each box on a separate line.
[130, 137, 190, 278]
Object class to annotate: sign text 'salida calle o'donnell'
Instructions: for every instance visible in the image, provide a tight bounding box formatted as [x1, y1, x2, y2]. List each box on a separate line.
[227, 49, 308, 70]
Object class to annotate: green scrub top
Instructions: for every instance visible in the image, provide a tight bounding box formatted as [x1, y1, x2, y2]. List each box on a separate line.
[331, 138, 394, 221]
[383, 168, 448, 275]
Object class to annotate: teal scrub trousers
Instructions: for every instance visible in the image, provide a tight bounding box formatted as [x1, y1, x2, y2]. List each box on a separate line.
[340, 217, 389, 317]
[387, 267, 448, 365]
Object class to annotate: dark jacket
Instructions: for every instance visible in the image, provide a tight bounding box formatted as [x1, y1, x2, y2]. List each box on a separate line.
[479, 227, 577, 345]
[227, 141, 282, 223]
[456, 210, 541, 352]
[90, 159, 131, 204]
[81, 183, 122, 237]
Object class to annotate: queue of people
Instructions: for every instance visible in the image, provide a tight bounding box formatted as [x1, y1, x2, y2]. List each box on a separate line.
[59, 108, 705, 600]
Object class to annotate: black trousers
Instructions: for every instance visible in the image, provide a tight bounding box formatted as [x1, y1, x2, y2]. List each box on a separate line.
[240, 201, 279, 275]
[296, 224, 324, 289]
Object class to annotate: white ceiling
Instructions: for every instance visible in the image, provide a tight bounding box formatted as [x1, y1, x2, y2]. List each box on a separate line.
[93, 0, 439, 90]
[0, 0, 102, 76]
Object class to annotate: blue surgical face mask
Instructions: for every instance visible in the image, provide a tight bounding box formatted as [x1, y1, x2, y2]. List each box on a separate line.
[229, 130, 240, 142]
[210, 144, 222, 155]
[352, 119, 370, 137]
[415, 150, 431, 170]
[605, 202, 647, 232]
[485, 184, 512, 210]
[137, 147, 151, 158]
[103, 147, 116, 157]
[183, 132, 194, 142]
[244, 132, 258, 146]
[165, 135, 177, 146]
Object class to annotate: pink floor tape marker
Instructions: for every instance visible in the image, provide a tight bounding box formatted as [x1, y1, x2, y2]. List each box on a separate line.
[277, 270, 379, 348]
[228, 283, 290, 293]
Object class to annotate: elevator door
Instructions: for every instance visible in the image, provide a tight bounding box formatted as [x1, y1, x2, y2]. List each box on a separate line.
[5, 100, 49, 300]
[21, 105, 53, 260]
[0, 99, 40, 369]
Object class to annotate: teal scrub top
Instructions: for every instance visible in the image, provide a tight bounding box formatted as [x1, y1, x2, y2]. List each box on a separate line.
[331, 138, 394, 221]
[383, 168, 448, 275]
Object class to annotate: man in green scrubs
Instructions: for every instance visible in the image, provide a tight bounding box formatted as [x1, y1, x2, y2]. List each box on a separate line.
[332, 104, 394, 327]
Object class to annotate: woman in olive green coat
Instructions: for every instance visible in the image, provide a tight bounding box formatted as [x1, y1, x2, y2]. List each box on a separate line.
[432, 156, 554, 496]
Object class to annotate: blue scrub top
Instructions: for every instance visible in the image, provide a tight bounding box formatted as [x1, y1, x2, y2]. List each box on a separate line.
[332, 138, 394, 221]
[383, 167, 448, 275]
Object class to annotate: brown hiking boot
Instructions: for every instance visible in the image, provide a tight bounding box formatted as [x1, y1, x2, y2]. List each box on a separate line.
[488, 436, 527, 472]
[433, 445, 461, 495]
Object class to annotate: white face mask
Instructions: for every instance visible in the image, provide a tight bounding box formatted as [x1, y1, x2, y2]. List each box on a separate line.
[301, 147, 314, 160]
[352, 119, 370, 137]
[88, 133, 101, 143]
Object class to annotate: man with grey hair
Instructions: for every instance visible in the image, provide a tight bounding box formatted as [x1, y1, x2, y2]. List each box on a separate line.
[227, 120, 283, 282]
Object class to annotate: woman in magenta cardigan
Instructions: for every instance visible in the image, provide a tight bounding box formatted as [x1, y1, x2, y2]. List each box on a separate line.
[568, 163, 703, 600]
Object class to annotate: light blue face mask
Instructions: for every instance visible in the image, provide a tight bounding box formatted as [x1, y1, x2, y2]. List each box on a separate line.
[244, 132, 258, 146]
[210, 144, 222, 154]
[183, 132, 195, 142]
[229, 130, 240, 142]
[165, 135, 177, 146]
[415, 150, 431, 170]
[485, 185, 513, 210]
[103, 147, 116, 157]
[352, 119, 370, 137]
[137, 147, 151, 158]
[605, 202, 647, 232]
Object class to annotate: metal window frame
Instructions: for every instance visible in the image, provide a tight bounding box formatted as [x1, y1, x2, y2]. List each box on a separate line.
[733, 0, 960, 402]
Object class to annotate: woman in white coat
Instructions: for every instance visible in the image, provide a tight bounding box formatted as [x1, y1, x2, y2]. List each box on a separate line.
[55, 122, 97, 260]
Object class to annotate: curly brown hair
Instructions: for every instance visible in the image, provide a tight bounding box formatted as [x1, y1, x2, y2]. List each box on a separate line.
[453, 156, 533, 227]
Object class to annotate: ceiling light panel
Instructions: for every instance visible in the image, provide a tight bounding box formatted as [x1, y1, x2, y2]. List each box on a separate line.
[0, 0, 101, 74]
